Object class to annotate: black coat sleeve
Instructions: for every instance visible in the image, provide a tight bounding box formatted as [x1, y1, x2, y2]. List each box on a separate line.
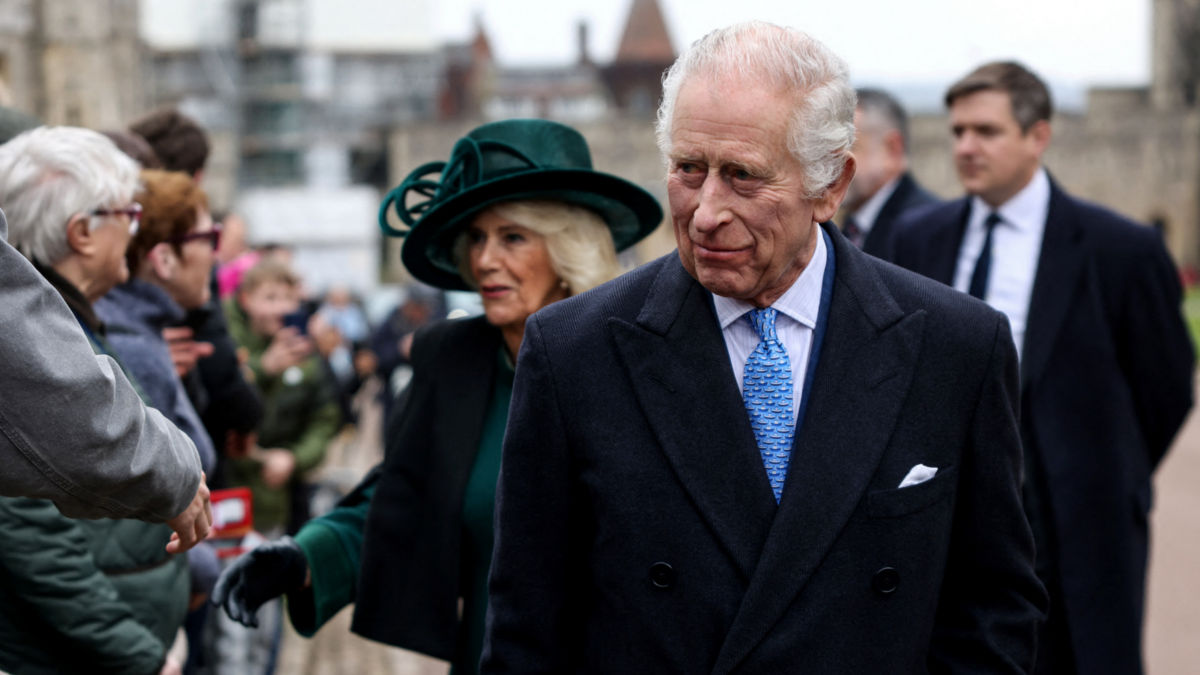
[929, 314, 1047, 673]
[1114, 230, 1195, 470]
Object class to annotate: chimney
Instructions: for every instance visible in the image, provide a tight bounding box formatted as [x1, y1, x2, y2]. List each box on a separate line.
[577, 20, 591, 66]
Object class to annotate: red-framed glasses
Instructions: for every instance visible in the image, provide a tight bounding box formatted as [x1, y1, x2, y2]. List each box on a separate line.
[91, 202, 143, 234]
[167, 225, 223, 251]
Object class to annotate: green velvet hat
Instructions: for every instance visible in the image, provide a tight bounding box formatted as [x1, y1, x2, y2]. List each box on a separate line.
[378, 118, 663, 291]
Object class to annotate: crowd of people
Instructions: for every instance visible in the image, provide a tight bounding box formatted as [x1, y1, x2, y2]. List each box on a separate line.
[0, 107, 442, 673]
[0, 19, 1193, 675]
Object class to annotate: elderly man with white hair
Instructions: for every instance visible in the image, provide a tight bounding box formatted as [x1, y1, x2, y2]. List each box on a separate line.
[0, 126, 210, 675]
[483, 22, 1044, 673]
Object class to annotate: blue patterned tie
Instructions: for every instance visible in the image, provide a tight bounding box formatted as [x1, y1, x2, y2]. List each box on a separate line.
[743, 308, 794, 503]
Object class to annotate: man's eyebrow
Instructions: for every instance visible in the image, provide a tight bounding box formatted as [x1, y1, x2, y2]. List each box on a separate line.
[725, 158, 771, 176]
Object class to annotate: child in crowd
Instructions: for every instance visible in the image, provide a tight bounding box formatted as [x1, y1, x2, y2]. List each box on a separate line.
[207, 258, 339, 674]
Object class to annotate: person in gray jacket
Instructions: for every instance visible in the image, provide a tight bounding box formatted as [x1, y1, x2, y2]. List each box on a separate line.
[0, 126, 213, 674]
[0, 140, 210, 551]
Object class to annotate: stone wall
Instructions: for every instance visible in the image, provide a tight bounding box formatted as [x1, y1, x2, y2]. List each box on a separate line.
[0, 0, 39, 113]
[388, 103, 1200, 280]
[0, 0, 146, 129]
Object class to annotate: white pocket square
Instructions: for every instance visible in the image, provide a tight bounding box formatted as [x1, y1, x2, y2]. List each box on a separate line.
[898, 464, 938, 488]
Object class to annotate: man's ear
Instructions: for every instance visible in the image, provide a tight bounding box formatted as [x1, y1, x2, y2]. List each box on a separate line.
[1027, 119, 1052, 155]
[883, 128, 906, 161]
[812, 154, 857, 223]
[64, 213, 94, 256]
[149, 242, 177, 280]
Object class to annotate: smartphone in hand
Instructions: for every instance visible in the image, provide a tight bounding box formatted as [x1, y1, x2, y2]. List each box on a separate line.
[281, 310, 309, 335]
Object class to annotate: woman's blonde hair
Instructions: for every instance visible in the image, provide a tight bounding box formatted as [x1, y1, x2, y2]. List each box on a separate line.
[454, 200, 621, 296]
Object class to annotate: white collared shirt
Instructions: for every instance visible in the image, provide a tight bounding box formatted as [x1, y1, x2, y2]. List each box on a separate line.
[712, 228, 828, 425]
[952, 167, 1050, 361]
[851, 175, 902, 236]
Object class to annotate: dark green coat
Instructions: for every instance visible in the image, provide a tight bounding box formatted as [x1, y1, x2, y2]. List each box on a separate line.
[0, 498, 188, 674]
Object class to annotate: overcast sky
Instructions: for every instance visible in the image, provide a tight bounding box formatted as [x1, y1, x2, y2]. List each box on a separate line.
[434, 0, 1152, 87]
[142, 0, 1154, 91]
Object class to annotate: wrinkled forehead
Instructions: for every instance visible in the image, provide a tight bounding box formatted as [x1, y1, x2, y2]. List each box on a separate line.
[669, 75, 797, 148]
[680, 65, 794, 104]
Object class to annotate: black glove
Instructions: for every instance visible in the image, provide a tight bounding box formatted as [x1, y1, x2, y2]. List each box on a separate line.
[211, 536, 308, 627]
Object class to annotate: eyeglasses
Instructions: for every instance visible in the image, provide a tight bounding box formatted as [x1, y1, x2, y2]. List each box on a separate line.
[91, 202, 143, 235]
[167, 225, 223, 251]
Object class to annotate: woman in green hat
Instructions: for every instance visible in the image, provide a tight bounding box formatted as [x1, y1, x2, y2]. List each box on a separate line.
[212, 118, 662, 673]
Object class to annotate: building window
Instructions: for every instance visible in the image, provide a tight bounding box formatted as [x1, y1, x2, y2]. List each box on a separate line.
[241, 150, 302, 186]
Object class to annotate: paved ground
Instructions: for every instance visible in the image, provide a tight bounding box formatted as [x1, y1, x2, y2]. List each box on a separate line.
[1145, 399, 1200, 673]
[278, 379, 1200, 673]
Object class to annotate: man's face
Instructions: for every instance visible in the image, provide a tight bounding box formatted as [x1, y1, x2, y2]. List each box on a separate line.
[949, 89, 1048, 207]
[667, 74, 849, 308]
[86, 204, 137, 301]
[844, 108, 900, 213]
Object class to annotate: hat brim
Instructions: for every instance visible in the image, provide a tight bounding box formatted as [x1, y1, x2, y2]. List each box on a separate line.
[399, 168, 663, 291]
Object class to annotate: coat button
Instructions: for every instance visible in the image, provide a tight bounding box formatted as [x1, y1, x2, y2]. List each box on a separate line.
[649, 562, 675, 589]
[873, 566, 900, 594]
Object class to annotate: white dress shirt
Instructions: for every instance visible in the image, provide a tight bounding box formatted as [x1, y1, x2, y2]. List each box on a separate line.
[850, 175, 902, 237]
[951, 167, 1050, 361]
[712, 228, 828, 425]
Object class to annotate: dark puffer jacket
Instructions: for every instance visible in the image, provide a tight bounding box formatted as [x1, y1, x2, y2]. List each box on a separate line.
[0, 498, 188, 674]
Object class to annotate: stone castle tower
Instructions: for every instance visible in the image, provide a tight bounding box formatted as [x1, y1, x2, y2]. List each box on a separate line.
[601, 0, 676, 116]
[0, 0, 145, 129]
[1151, 0, 1200, 110]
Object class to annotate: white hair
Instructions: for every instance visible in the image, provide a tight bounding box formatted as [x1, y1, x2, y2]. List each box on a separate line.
[0, 126, 140, 265]
[655, 22, 857, 199]
[455, 200, 620, 295]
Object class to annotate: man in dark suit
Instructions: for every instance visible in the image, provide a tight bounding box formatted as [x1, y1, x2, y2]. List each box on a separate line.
[482, 23, 1044, 673]
[890, 61, 1194, 675]
[841, 88, 938, 258]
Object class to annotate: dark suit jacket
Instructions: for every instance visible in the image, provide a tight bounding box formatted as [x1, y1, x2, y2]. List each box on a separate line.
[890, 182, 1195, 675]
[483, 222, 1045, 674]
[859, 171, 938, 259]
[353, 316, 500, 661]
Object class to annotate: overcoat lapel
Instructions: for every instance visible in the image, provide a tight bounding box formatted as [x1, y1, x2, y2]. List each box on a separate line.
[1020, 183, 1086, 390]
[610, 258, 777, 581]
[713, 228, 926, 673]
[862, 173, 914, 253]
[437, 317, 500, 495]
[925, 199, 971, 285]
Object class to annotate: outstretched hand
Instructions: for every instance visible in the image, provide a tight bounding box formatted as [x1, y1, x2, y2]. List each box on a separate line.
[165, 473, 211, 554]
[211, 536, 309, 627]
